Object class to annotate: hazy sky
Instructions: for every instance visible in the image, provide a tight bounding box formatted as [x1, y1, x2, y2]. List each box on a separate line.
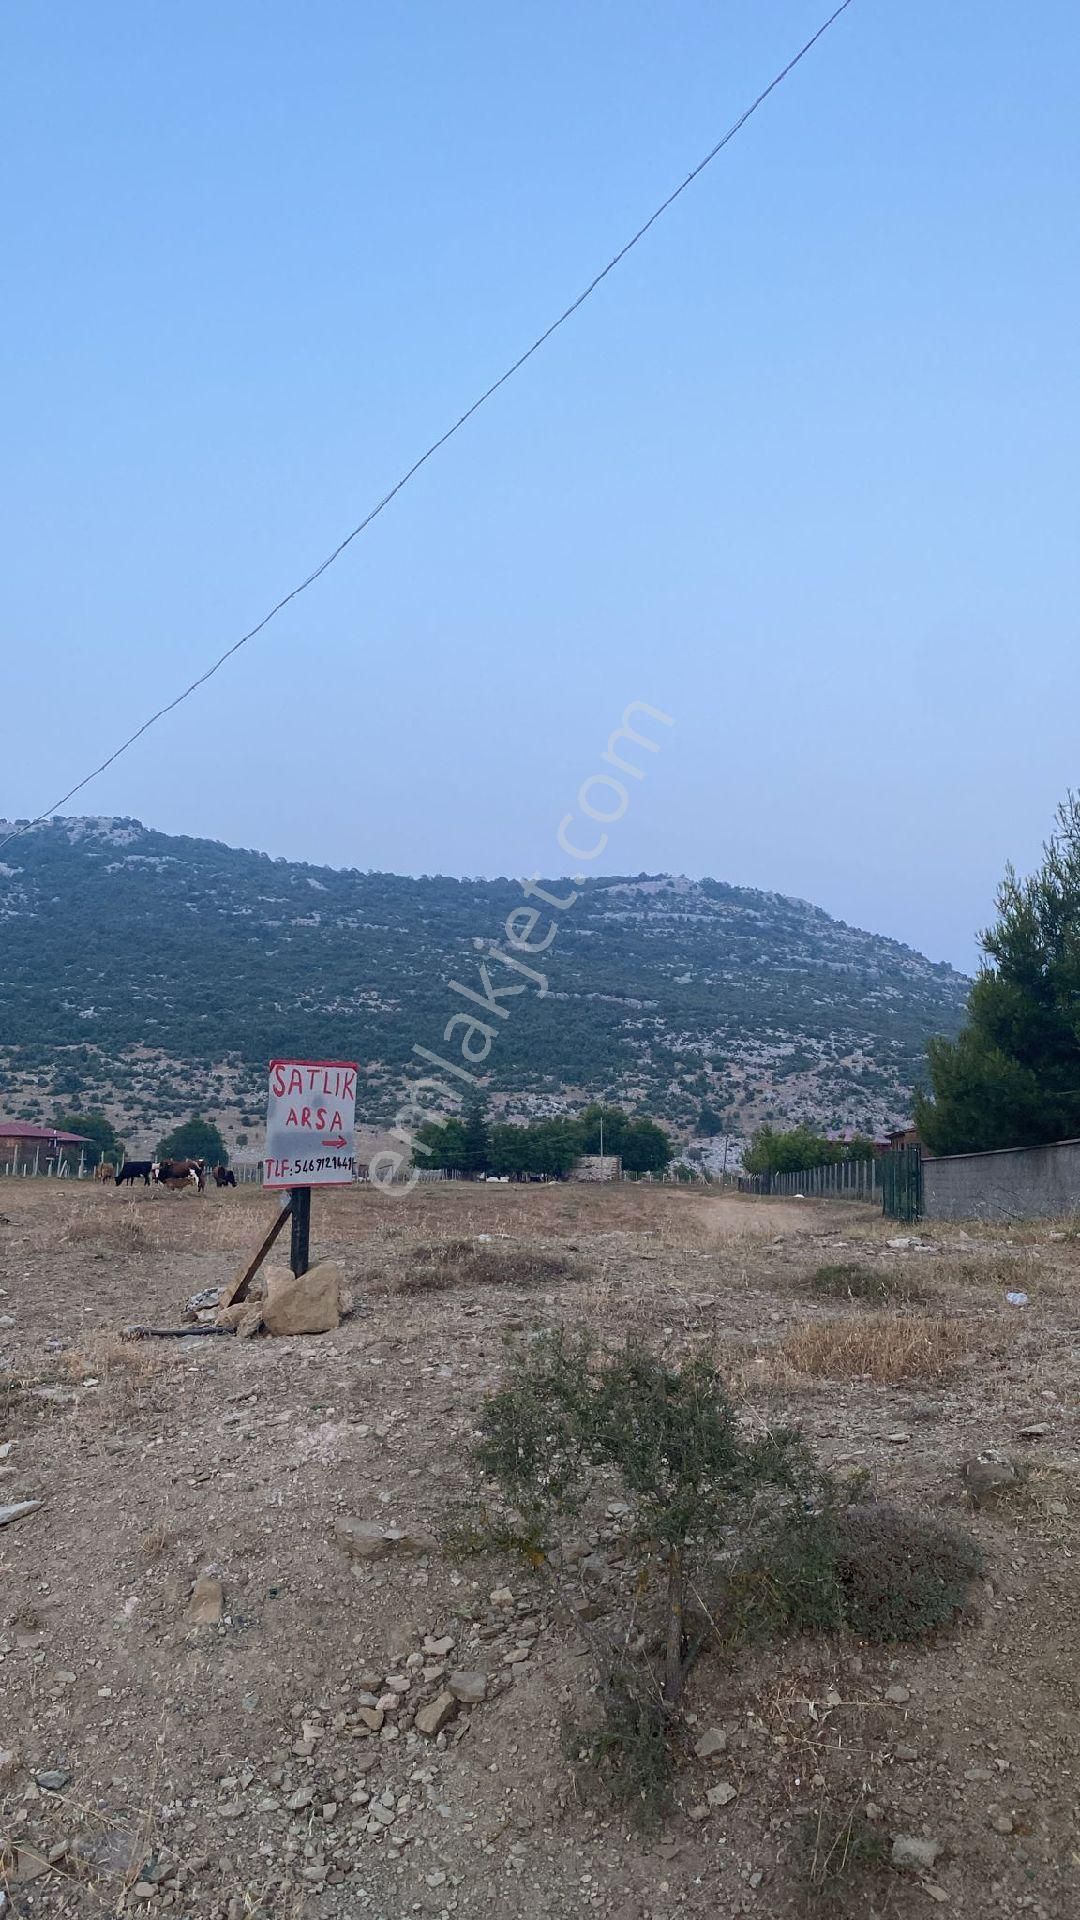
[4, 2, 1078, 973]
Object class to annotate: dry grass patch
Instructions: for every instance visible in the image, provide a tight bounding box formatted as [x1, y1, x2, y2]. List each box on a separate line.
[397, 1237, 577, 1293]
[63, 1208, 148, 1253]
[806, 1261, 925, 1308]
[773, 1311, 971, 1383]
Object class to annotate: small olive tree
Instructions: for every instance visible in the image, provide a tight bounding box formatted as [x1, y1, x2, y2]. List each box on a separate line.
[475, 1331, 818, 1706]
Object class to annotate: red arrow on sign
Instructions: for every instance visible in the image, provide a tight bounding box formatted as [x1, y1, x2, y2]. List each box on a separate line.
[322, 1135, 347, 1148]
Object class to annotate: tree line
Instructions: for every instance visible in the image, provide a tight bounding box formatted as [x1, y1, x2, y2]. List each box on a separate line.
[414, 1099, 672, 1180]
[741, 1124, 877, 1179]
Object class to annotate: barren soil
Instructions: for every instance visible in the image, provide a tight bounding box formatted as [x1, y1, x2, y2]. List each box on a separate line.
[2, 1178, 1079, 1919]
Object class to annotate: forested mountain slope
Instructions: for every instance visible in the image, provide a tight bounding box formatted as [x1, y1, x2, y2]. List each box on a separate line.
[0, 817, 967, 1144]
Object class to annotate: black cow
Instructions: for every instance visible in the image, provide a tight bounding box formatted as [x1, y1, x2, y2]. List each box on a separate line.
[213, 1165, 236, 1188]
[115, 1160, 153, 1187]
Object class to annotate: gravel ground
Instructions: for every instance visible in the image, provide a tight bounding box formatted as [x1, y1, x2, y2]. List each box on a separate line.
[2, 1178, 1079, 1919]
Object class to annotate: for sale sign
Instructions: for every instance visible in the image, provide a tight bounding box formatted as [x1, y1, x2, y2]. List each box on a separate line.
[263, 1058, 358, 1188]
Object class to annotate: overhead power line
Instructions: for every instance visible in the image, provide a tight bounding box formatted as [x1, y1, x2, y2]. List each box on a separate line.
[0, 0, 856, 857]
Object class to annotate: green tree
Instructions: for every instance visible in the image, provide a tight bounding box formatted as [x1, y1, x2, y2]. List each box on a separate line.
[53, 1110, 124, 1169]
[156, 1115, 228, 1164]
[414, 1116, 467, 1173]
[461, 1093, 492, 1177]
[696, 1103, 726, 1137]
[620, 1117, 673, 1175]
[917, 794, 1080, 1153]
[476, 1333, 815, 1706]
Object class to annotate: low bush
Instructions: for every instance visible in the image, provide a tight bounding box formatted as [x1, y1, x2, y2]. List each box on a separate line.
[731, 1496, 985, 1643]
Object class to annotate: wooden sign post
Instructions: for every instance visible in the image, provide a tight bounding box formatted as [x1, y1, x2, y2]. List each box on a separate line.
[263, 1059, 358, 1277]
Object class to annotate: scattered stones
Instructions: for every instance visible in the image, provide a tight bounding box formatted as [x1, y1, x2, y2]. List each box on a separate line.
[891, 1835, 941, 1870]
[490, 1587, 514, 1607]
[448, 1671, 488, 1705]
[693, 1727, 728, 1762]
[285, 1787, 315, 1811]
[1018, 1422, 1052, 1440]
[185, 1574, 224, 1626]
[706, 1782, 736, 1808]
[424, 1634, 455, 1658]
[263, 1260, 343, 1336]
[414, 1691, 458, 1738]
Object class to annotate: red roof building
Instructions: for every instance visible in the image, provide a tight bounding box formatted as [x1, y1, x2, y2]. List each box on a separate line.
[0, 1121, 93, 1165]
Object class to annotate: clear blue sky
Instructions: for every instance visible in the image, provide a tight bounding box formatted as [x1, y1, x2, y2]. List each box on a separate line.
[3, 2, 1077, 972]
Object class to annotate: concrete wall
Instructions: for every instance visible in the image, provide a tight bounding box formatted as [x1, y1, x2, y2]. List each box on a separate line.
[922, 1136, 1080, 1223]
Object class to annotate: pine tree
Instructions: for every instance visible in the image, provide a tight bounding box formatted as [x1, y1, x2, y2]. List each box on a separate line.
[918, 794, 1080, 1153]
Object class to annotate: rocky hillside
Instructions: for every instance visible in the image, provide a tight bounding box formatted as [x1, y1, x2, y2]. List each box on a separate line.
[0, 817, 968, 1149]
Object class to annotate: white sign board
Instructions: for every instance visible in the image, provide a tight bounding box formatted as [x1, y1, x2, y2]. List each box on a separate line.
[264, 1058, 358, 1189]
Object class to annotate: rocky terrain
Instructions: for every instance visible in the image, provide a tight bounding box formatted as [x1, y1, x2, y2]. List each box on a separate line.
[2, 1176, 1078, 1918]
[0, 818, 968, 1151]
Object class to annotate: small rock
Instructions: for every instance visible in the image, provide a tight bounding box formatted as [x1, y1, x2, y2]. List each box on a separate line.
[334, 1519, 437, 1561]
[961, 1457, 1020, 1507]
[891, 1835, 941, 1870]
[990, 1812, 1014, 1835]
[885, 1684, 910, 1704]
[693, 1728, 728, 1762]
[185, 1575, 224, 1626]
[414, 1691, 458, 1738]
[424, 1635, 454, 1657]
[285, 1787, 315, 1811]
[35, 1769, 72, 1793]
[706, 1782, 736, 1808]
[894, 1745, 919, 1762]
[490, 1587, 514, 1607]
[1018, 1423, 1051, 1439]
[131, 1884, 158, 1901]
[0, 1500, 42, 1528]
[448, 1671, 488, 1705]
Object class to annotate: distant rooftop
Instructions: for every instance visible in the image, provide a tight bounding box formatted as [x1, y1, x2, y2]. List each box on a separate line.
[0, 1120, 93, 1144]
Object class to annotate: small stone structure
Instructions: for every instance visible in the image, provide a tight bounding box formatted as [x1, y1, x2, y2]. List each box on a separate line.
[572, 1154, 622, 1183]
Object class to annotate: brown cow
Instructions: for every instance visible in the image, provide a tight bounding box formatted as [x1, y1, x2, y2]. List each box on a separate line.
[96, 1161, 116, 1183]
[153, 1158, 206, 1192]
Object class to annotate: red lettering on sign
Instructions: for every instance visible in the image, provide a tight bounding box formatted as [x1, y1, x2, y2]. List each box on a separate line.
[342, 1070, 356, 1101]
[300, 1106, 312, 1128]
[287, 1068, 303, 1095]
[271, 1065, 286, 1098]
[286, 1107, 300, 1128]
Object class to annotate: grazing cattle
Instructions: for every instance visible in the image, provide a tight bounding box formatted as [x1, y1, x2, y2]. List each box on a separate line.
[154, 1158, 206, 1192]
[96, 1161, 116, 1183]
[115, 1160, 154, 1187]
[213, 1165, 236, 1188]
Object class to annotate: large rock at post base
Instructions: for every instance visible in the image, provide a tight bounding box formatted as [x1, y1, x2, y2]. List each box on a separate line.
[263, 1261, 342, 1336]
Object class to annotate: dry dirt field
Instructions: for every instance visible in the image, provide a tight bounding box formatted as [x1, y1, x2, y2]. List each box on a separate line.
[2, 1178, 1079, 1920]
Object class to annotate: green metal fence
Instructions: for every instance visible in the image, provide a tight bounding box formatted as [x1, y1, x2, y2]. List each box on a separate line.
[881, 1146, 923, 1223]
